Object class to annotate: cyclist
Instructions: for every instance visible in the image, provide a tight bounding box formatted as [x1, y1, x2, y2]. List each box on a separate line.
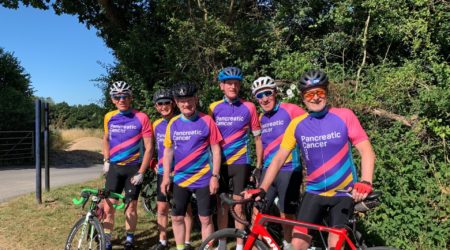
[248, 70, 375, 250]
[209, 66, 263, 250]
[160, 82, 222, 250]
[251, 76, 305, 248]
[151, 89, 193, 250]
[102, 81, 154, 250]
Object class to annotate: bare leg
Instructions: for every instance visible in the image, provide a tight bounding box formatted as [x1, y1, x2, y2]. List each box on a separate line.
[157, 201, 169, 241]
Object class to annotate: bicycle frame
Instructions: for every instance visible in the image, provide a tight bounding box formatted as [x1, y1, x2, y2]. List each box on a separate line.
[244, 212, 357, 250]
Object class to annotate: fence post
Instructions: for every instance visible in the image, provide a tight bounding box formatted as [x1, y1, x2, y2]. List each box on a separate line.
[44, 102, 50, 192]
[35, 99, 42, 204]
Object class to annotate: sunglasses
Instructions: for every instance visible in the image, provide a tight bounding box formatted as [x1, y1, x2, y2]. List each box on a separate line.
[112, 95, 131, 101]
[156, 101, 172, 106]
[255, 90, 274, 99]
[303, 89, 326, 101]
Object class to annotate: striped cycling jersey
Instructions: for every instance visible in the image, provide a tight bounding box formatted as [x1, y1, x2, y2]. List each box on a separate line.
[260, 102, 305, 172]
[209, 98, 261, 165]
[153, 117, 171, 175]
[280, 107, 369, 197]
[164, 112, 222, 189]
[104, 109, 153, 166]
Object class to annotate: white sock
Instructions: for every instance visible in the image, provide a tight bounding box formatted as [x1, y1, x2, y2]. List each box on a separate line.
[236, 244, 244, 250]
[159, 239, 167, 246]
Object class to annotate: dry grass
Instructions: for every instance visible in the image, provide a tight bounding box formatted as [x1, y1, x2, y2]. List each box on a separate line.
[0, 178, 202, 250]
[57, 128, 103, 142]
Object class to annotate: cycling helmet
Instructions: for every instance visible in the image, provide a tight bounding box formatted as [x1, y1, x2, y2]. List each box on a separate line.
[252, 76, 277, 95]
[153, 88, 173, 103]
[109, 81, 132, 96]
[298, 70, 328, 92]
[172, 82, 197, 98]
[218, 67, 243, 81]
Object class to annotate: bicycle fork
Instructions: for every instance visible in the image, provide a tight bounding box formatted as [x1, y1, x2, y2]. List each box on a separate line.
[78, 211, 94, 249]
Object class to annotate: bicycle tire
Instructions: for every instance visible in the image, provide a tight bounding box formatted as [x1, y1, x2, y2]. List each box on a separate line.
[199, 228, 269, 250]
[65, 216, 106, 250]
[142, 196, 155, 214]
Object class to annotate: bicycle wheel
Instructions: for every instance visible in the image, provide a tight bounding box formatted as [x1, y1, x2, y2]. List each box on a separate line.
[199, 228, 269, 250]
[65, 216, 106, 250]
[142, 196, 155, 214]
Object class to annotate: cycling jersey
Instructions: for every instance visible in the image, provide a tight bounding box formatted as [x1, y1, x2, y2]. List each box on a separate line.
[153, 117, 170, 175]
[104, 109, 152, 165]
[209, 98, 261, 165]
[164, 112, 222, 189]
[280, 107, 369, 197]
[260, 102, 305, 172]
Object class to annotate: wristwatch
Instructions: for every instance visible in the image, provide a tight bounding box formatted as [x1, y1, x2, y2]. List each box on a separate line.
[212, 174, 220, 180]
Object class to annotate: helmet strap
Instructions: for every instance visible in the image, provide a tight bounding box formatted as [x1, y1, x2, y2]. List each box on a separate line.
[308, 105, 329, 118]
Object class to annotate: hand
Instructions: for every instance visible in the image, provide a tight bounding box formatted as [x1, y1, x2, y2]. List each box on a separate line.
[352, 181, 373, 202]
[210, 177, 219, 195]
[130, 173, 144, 185]
[242, 188, 266, 200]
[160, 178, 170, 195]
[103, 161, 110, 174]
[250, 167, 262, 186]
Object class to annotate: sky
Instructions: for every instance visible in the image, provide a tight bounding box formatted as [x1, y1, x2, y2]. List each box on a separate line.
[0, 5, 116, 106]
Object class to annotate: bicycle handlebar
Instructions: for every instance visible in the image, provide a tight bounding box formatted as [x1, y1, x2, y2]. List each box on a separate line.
[72, 188, 126, 209]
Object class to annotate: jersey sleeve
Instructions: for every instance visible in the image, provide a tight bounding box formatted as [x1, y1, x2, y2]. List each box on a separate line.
[103, 111, 116, 136]
[244, 101, 261, 136]
[136, 112, 153, 138]
[280, 115, 304, 151]
[163, 118, 175, 148]
[335, 108, 369, 145]
[205, 115, 223, 145]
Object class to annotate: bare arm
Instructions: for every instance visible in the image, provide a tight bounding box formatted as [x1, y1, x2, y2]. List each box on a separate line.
[259, 147, 291, 192]
[139, 136, 154, 174]
[354, 140, 375, 184]
[102, 133, 110, 160]
[161, 146, 174, 195]
[254, 135, 263, 168]
[209, 143, 222, 194]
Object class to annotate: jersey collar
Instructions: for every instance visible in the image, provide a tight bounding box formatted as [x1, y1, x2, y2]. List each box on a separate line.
[223, 96, 241, 104]
[308, 105, 329, 118]
[264, 101, 281, 116]
[180, 111, 199, 121]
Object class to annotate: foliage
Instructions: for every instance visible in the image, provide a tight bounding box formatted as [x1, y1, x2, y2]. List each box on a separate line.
[2, 0, 449, 248]
[0, 47, 34, 131]
[49, 101, 106, 129]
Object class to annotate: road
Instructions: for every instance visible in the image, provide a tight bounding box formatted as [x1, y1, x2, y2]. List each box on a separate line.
[0, 164, 102, 203]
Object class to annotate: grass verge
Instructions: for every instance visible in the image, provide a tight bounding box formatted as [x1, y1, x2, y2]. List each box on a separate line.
[0, 177, 201, 250]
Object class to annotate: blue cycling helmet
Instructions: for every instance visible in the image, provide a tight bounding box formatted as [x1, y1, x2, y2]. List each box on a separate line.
[218, 67, 243, 81]
[298, 70, 328, 92]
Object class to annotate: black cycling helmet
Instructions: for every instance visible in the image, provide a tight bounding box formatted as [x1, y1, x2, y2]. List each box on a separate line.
[153, 88, 173, 103]
[172, 82, 197, 98]
[298, 70, 328, 92]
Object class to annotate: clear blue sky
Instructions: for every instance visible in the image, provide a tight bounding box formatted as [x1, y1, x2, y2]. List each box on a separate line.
[0, 5, 115, 106]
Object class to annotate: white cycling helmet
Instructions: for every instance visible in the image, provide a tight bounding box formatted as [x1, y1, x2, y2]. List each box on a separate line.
[252, 76, 277, 95]
[110, 81, 132, 96]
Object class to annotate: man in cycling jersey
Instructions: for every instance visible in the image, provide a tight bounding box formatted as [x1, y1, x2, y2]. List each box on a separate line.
[251, 76, 305, 248]
[209, 66, 263, 250]
[103, 81, 154, 250]
[251, 70, 375, 250]
[151, 89, 193, 250]
[160, 82, 222, 250]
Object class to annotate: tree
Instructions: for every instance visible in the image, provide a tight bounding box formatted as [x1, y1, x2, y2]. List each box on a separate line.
[0, 47, 34, 131]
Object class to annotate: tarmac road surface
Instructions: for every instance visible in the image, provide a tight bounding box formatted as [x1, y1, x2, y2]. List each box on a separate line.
[0, 164, 102, 203]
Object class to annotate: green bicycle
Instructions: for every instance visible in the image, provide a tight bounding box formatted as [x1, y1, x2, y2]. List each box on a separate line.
[65, 188, 125, 250]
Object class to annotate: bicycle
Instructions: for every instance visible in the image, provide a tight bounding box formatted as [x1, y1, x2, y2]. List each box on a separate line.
[200, 192, 396, 250]
[65, 188, 125, 250]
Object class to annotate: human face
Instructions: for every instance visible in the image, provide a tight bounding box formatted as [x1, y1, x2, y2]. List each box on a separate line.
[255, 88, 277, 112]
[175, 96, 198, 117]
[220, 79, 241, 100]
[302, 87, 327, 112]
[111, 93, 132, 111]
[155, 100, 174, 118]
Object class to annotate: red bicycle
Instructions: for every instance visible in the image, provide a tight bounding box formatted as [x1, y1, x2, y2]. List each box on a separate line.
[199, 192, 396, 250]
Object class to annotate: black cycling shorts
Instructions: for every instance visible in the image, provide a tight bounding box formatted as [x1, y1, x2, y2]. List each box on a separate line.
[105, 164, 141, 202]
[172, 184, 213, 216]
[219, 164, 251, 195]
[156, 174, 172, 202]
[261, 170, 302, 214]
[296, 192, 354, 231]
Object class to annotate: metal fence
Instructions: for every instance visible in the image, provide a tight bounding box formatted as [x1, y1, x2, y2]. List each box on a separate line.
[0, 131, 34, 162]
